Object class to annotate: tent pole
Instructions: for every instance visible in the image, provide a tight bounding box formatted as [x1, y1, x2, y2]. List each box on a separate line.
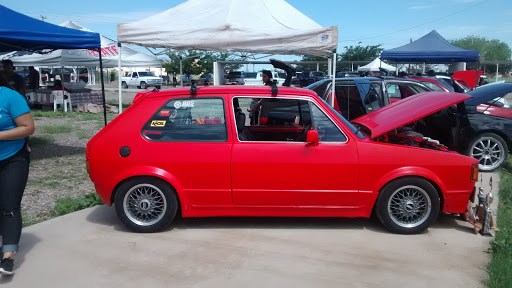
[180, 57, 183, 87]
[118, 42, 122, 113]
[331, 51, 336, 107]
[99, 49, 107, 126]
[475, 61, 480, 89]
[496, 63, 499, 82]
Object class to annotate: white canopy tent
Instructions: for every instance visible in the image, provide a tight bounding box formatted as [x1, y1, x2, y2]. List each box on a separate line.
[117, 0, 338, 112]
[357, 58, 396, 72]
[1, 21, 162, 77]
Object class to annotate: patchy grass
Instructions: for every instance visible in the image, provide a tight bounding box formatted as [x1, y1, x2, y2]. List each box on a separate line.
[488, 158, 512, 287]
[76, 130, 92, 139]
[39, 124, 73, 134]
[29, 135, 55, 146]
[54, 192, 103, 216]
[21, 211, 47, 227]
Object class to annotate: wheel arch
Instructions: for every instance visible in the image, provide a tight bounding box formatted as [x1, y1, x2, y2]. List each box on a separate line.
[374, 168, 446, 207]
[468, 129, 511, 153]
[110, 168, 186, 214]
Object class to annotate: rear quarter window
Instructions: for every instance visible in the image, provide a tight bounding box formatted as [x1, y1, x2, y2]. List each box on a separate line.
[142, 97, 227, 142]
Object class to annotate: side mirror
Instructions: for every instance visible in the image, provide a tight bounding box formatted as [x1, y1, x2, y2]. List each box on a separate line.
[306, 129, 319, 145]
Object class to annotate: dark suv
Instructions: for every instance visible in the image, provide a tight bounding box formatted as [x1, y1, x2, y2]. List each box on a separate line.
[307, 77, 431, 121]
[225, 71, 245, 85]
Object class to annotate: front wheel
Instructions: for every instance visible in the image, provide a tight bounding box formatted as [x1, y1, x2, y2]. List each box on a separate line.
[114, 177, 178, 233]
[467, 133, 508, 171]
[140, 81, 147, 89]
[376, 177, 440, 234]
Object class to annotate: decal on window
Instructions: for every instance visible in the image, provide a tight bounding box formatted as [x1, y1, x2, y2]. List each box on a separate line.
[174, 100, 195, 109]
[150, 120, 166, 127]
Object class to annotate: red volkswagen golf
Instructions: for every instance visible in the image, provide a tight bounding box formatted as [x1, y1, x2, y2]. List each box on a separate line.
[86, 86, 478, 234]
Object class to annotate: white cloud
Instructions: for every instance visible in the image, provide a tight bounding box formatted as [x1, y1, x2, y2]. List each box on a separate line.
[408, 5, 433, 10]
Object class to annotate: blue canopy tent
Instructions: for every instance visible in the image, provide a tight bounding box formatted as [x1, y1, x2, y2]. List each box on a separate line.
[0, 5, 107, 124]
[380, 30, 479, 63]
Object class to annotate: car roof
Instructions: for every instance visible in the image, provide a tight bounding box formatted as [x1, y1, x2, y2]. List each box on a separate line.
[133, 85, 318, 103]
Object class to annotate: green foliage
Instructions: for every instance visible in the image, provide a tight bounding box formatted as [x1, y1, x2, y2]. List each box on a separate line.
[163, 50, 243, 77]
[39, 124, 73, 134]
[488, 158, 512, 287]
[295, 55, 329, 73]
[338, 44, 384, 71]
[450, 36, 512, 73]
[54, 192, 104, 216]
[21, 212, 46, 227]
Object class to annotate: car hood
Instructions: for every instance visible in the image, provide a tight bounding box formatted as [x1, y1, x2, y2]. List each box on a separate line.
[465, 83, 512, 106]
[351, 92, 471, 138]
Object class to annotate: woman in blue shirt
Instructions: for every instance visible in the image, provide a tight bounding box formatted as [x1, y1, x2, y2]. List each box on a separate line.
[0, 71, 35, 275]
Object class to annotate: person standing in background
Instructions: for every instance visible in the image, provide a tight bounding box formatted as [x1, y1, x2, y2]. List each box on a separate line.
[1, 60, 25, 96]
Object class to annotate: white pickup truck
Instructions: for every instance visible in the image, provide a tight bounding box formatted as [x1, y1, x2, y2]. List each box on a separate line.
[121, 71, 162, 89]
[244, 71, 286, 86]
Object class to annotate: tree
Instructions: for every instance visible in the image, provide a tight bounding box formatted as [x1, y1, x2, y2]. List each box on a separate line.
[450, 36, 512, 73]
[163, 50, 244, 76]
[294, 55, 329, 73]
[338, 44, 384, 71]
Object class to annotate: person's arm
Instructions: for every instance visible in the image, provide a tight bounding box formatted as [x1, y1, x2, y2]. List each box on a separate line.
[0, 113, 35, 140]
[17, 76, 26, 96]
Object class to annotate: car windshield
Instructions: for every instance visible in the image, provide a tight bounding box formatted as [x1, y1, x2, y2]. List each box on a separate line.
[53, 68, 74, 74]
[244, 72, 257, 79]
[278, 73, 287, 79]
[420, 81, 444, 91]
[435, 78, 455, 92]
[228, 72, 242, 77]
[319, 98, 366, 139]
[138, 72, 156, 77]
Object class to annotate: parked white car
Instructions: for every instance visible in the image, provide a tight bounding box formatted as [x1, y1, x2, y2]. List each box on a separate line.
[244, 71, 286, 86]
[122, 71, 162, 89]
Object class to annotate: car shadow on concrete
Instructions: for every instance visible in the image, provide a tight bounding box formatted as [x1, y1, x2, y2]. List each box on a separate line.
[86, 205, 389, 234]
[0, 233, 40, 284]
[86, 205, 483, 236]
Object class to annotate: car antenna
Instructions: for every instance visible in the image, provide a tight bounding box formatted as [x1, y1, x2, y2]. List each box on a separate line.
[190, 80, 197, 95]
[271, 80, 279, 95]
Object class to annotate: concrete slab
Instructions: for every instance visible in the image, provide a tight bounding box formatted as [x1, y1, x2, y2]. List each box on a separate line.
[1, 173, 498, 288]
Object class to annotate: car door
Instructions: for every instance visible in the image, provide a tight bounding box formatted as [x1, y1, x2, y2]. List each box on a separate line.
[141, 95, 233, 206]
[230, 96, 359, 206]
[130, 72, 138, 86]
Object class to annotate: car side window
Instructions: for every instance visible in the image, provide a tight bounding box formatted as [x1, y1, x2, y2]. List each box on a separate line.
[363, 83, 383, 113]
[132, 72, 137, 78]
[310, 103, 347, 142]
[234, 97, 311, 142]
[386, 84, 401, 99]
[143, 98, 227, 142]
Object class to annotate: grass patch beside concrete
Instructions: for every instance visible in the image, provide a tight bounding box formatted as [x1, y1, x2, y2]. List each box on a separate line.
[54, 192, 103, 216]
[39, 124, 73, 134]
[488, 158, 512, 287]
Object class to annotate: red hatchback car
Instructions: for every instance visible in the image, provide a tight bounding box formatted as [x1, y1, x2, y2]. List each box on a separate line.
[87, 86, 478, 234]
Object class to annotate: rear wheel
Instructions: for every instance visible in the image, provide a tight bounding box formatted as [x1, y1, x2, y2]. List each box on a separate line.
[467, 133, 508, 171]
[376, 177, 440, 234]
[114, 177, 178, 233]
[121, 81, 128, 89]
[140, 81, 147, 89]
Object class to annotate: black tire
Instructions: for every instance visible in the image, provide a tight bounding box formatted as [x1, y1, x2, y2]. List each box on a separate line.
[136, 86, 141, 89]
[140, 81, 147, 89]
[114, 177, 178, 233]
[121, 81, 128, 89]
[467, 132, 508, 172]
[375, 177, 440, 234]
[156, 85, 161, 89]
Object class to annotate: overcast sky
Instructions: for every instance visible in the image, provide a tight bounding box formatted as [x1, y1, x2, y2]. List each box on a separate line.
[2, 0, 510, 62]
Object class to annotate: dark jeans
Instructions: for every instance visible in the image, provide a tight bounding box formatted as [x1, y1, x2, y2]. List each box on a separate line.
[0, 145, 30, 253]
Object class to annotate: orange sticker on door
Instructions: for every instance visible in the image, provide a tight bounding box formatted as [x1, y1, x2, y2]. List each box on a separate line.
[150, 120, 166, 127]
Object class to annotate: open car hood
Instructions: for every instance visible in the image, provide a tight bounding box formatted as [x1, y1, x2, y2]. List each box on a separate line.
[465, 83, 512, 106]
[351, 92, 471, 138]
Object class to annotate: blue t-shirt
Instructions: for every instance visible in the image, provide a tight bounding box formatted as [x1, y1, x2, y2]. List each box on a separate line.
[0, 87, 30, 160]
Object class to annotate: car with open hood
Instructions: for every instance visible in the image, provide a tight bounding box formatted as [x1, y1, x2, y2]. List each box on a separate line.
[87, 85, 478, 235]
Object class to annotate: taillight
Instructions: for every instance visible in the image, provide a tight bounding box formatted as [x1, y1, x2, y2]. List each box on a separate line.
[470, 163, 479, 182]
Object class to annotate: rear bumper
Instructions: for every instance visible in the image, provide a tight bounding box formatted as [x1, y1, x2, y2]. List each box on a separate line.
[443, 187, 476, 213]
